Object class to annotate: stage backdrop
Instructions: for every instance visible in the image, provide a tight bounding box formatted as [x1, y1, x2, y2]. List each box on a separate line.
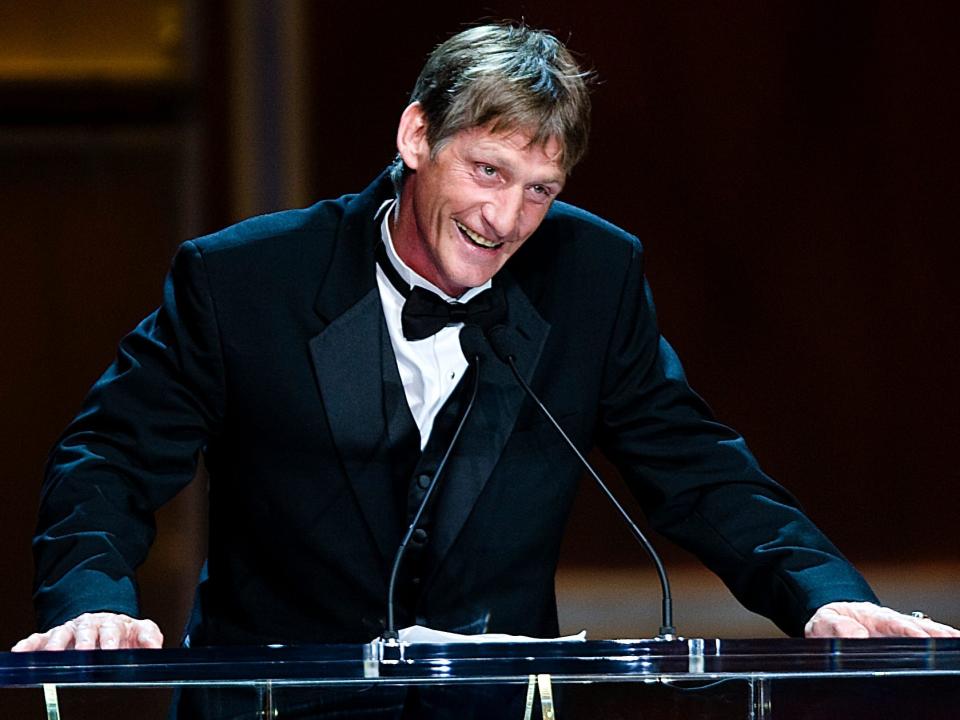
[2, 2, 957, 663]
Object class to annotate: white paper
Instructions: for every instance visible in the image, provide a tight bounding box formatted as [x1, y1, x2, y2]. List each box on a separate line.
[397, 625, 586, 644]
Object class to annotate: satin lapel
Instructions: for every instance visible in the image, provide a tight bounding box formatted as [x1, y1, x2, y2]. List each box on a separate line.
[309, 292, 400, 565]
[307, 170, 400, 566]
[428, 274, 551, 566]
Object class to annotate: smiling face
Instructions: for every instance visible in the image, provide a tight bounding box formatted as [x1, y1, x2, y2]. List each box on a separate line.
[391, 103, 566, 297]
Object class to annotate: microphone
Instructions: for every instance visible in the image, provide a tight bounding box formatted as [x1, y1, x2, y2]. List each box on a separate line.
[458, 323, 488, 361]
[382, 325, 484, 643]
[486, 325, 677, 640]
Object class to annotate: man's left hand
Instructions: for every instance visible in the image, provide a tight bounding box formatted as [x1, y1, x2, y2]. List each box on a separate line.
[805, 601, 960, 638]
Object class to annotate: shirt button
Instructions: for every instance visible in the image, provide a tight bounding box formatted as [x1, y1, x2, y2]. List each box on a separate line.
[417, 474, 432, 490]
[412, 528, 428, 544]
[450, 371, 456, 379]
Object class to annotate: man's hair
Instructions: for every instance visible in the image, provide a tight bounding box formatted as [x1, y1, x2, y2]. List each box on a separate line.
[390, 23, 592, 190]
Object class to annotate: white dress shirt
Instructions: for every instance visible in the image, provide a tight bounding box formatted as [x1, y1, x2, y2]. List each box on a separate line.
[376, 201, 491, 449]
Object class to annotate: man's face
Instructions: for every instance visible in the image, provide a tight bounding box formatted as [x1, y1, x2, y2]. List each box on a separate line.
[392, 104, 566, 297]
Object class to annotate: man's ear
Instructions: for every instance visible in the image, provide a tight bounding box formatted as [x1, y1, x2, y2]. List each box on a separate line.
[396, 102, 430, 171]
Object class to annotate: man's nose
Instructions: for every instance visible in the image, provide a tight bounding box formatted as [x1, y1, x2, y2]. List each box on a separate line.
[482, 186, 524, 241]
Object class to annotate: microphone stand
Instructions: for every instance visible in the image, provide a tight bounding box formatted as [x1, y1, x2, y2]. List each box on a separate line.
[382, 350, 482, 645]
[488, 327, 676, 640]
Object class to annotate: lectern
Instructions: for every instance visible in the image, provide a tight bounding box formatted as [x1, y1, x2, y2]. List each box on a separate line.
[3, 638, 959, 718]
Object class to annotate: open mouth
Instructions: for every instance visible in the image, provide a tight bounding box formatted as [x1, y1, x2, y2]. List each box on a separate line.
[455, 220, 503, 250]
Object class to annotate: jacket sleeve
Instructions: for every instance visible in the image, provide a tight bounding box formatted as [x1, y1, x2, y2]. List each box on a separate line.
[595, 241, 878, 637]
[33, 240, 225, 631]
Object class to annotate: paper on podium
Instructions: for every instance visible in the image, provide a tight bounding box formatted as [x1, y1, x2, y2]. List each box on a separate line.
[397, 625, 586, 644]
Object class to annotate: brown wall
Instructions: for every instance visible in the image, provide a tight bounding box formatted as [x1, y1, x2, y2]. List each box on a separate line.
[301, 3, 960, 570]
[0, 1, 226, 653]
[2, 2, 958, 655]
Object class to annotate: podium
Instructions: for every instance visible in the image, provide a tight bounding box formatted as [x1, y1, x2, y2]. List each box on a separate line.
[3, 638, 959, 718]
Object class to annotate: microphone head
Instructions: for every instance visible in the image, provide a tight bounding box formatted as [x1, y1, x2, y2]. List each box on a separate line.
[486, 324, 516, 364]
[459, 324, 488, 362]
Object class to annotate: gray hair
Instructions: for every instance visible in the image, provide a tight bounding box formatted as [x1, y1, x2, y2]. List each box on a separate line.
[390, 23, 593, 191]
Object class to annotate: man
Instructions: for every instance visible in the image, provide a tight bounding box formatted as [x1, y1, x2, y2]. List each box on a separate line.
[14, 22, 958, 658]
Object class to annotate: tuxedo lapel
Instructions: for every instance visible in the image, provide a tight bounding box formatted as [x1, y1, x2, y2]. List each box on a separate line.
[307, 171, 402, 566]
[309, 291, 402, 566]
[427, 273, 551, 570]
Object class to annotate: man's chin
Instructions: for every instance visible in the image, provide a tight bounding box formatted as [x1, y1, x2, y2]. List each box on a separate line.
[433, 251, 506, 295]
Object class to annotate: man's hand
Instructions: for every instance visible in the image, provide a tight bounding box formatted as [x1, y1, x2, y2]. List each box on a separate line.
[11, 612, 163, 651]
[805, 601, 960, 638]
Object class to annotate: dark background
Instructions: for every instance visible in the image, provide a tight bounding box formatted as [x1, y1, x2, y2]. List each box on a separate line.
[2, 0, 958, 658]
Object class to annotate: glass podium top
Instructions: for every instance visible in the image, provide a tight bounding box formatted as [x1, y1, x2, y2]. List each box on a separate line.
[3, 638, 959, 688]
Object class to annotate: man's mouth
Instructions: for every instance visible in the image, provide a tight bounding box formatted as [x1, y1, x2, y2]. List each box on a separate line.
[455, 221, 503, 250]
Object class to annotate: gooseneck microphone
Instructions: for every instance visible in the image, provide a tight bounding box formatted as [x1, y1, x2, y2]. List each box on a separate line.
[486, 326, 677, 640]
[382, 325, 485, 642]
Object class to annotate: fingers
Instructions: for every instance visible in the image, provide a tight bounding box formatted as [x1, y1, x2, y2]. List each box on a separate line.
[43, 623, 80, 650]
[804, 606, 870, 638]
[74, 615, 102, 650]
[10, 613, 164, 651]
[864, 607, 930, 638]
[806, 601, 960, 639]
[905, 616, 960, 638]
[98, 618, 122, 650]
[11, 632, 46, 652]
[130, 618, 164, 648]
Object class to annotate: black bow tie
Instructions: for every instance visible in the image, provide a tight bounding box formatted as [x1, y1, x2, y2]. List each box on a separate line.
[376, 243, 506, 341]
[401, 285, 506, 340]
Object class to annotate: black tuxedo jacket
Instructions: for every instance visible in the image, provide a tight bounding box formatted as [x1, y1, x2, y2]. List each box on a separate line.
[34, 170, 877, 642]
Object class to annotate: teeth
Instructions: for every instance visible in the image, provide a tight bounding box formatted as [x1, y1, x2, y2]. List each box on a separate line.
[456, 221, 502, 249]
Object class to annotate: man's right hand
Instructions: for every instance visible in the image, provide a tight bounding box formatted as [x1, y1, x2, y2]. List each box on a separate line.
[11, 612, 163, 651]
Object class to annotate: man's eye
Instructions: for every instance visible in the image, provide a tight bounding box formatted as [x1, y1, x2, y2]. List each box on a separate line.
[529, 185, 553, 201]
[478, 164, 497, 177]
